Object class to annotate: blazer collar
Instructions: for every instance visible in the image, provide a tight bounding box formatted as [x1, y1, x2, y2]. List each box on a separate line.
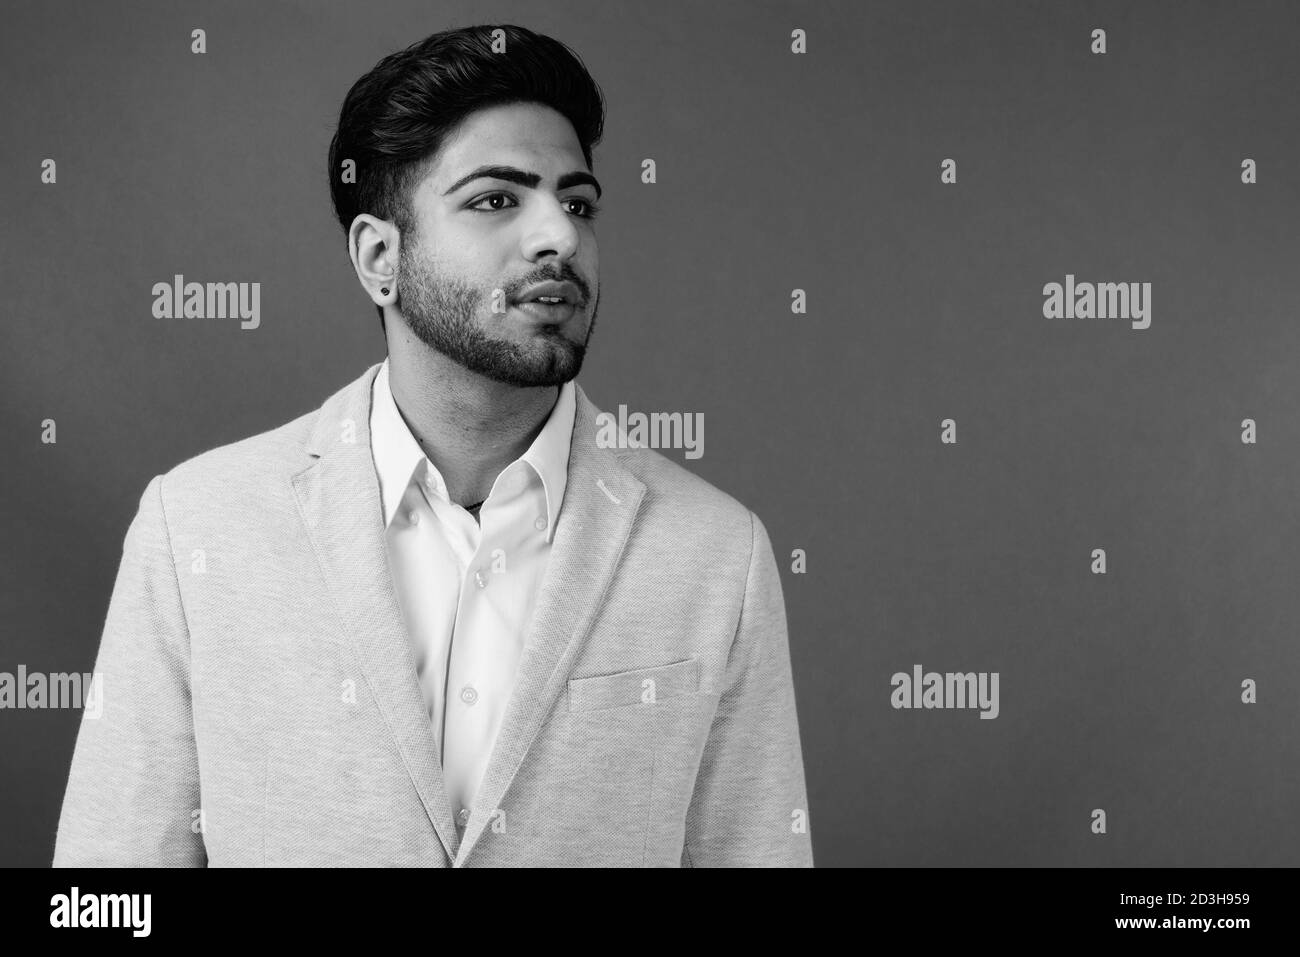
[292, 362, 646, 867]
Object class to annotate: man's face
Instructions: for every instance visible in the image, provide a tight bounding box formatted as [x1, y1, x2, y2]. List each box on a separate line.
[394, 101, 600, 388]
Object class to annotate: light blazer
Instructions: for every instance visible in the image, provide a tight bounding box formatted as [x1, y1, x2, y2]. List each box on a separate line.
[53, 362, 814, 867]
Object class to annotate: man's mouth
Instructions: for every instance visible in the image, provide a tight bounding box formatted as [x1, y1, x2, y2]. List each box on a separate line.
[511, 299, 577, 321]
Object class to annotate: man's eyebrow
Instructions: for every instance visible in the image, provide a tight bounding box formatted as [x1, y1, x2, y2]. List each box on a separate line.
[442, 165, 602, 200]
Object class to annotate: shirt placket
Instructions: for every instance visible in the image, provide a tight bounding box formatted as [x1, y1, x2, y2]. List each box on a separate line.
[427, 488, 490, 830]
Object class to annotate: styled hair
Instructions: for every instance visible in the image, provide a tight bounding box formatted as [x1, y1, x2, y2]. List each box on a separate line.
[327, 24, 606, 331]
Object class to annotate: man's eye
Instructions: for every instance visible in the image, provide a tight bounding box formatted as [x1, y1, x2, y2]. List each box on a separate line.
[566, 198, 601, 220]
[470, 192, 518, 212]
[468, 193, 600, 220]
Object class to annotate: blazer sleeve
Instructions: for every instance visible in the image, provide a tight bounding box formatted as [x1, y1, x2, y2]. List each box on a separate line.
[53, 474, 207, 866]
[680, 510, 814, 867]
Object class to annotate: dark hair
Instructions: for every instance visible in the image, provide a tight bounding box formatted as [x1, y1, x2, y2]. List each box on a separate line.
[327, 24, 606, 332]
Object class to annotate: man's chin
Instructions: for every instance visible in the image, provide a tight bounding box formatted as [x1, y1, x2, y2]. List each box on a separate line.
[402, 309, 586, 386]
[468, 344, 585, 388]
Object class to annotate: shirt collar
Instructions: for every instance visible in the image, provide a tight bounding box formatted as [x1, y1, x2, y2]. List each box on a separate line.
[369, 357, 575, 541]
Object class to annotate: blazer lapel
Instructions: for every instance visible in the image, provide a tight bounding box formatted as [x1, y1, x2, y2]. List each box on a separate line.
[454, 383, 647, 866]
[290, 362, 462, 864]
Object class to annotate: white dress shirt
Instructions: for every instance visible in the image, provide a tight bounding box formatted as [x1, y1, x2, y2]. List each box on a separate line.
[369, 358, 576, 830]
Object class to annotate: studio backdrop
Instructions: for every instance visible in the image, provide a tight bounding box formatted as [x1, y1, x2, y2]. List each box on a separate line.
[2, 0, 1299, 867]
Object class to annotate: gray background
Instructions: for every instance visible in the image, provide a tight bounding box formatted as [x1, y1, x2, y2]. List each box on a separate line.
[3, 0, 1299, 867]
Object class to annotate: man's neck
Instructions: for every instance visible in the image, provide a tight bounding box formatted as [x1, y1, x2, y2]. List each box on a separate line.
[386, 338, 560, 508]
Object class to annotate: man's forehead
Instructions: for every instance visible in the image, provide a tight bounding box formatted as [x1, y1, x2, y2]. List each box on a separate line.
[427, 103, 586, 185]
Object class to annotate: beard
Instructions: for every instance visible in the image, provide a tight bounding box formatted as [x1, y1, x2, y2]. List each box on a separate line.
[395, 238, 596, 388]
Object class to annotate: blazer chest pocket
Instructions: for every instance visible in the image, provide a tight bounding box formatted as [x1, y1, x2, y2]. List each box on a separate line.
[568, 657, 700, 712]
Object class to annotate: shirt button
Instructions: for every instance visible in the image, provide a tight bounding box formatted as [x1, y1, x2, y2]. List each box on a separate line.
[460, 685, 478, 705]
[474, 570, 488, 589]
[457, 807, 470, 827]
[534, 515, 548, 531]
[408, 509, 420, 525]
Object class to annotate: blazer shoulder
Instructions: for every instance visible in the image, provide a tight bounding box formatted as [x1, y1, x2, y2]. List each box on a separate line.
[142, 364, 381, 527]
[150, 403, 322, 519]
[615, 444, 759, 549]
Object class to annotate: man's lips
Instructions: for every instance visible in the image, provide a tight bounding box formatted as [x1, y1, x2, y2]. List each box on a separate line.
[511, 300, 578, 321]
[513, 279, 581, 306]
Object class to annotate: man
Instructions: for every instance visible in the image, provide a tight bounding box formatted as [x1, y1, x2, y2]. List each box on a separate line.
[53, 23, 813, 867]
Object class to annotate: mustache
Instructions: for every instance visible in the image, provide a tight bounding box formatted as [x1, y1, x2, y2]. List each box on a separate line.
[512, 269, 588, 302]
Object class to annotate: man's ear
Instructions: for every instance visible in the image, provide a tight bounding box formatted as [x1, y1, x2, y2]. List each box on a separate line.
[350, 213, 400, 309]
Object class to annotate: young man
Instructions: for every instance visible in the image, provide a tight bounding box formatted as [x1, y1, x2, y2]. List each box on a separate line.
[54, 23, 813, 867]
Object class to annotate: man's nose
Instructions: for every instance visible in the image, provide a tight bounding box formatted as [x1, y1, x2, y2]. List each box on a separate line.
[520, 198, 581, 262]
